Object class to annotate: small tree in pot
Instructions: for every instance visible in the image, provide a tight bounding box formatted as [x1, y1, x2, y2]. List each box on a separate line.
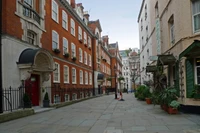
[43, 92, 50, 107]
[23, 93, 32, 108]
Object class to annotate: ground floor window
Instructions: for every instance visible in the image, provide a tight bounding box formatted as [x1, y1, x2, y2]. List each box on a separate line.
[85, 92, 88, 98]
[54, 95, 60, 103]
[72, 93, 77, 100]
[80, 92, 84, 99]
[196, 58, 200, 84]
[65, 94, 69, 102]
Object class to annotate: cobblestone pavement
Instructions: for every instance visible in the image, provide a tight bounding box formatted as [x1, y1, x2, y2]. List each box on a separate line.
[0, 94, 200, 133]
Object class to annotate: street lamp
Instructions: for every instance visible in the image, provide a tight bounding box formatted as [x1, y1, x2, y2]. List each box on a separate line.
[114, 66, 117, 99]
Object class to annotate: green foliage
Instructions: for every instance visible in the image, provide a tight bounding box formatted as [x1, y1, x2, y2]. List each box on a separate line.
[23, 93, 31, 103]
[135, 85, 151, 100]
[118, 76, 125, 81]
[190, 84, 200, 99]
[160, 87, 178, 105]
[107, 77, 112, 81]
[151, 91, 161, 105]
[44, 92, 49, 101]
[169, 100, 180, 109]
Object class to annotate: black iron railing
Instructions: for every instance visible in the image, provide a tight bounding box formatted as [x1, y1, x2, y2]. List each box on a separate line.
[22, 5, 41, 25]
[1, 86, 25, 112]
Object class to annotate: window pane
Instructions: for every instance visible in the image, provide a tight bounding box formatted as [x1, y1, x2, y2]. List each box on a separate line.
[194, 14, 200, 32]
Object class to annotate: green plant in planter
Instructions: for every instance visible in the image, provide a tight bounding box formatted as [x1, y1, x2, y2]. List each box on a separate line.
[23, 93, 32, 108]
[118, 76, 124, 81]
[43, 92, 50, 107]
[161, 87, 178, 105]
[64, 52, 70, 58]
[191, 84, 200, 99]
[72, 57, 76, 61]
[169, 100, 180, 109]
[107, 77, 112, 81]
[53, 48, 60, 53]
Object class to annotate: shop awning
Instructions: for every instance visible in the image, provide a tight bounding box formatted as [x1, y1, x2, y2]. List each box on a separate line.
[179, 40, 200, 59]
[157, 54, 176, 66]
[146, 65, 157, 73]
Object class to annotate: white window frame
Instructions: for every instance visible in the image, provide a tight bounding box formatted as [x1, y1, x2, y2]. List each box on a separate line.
[89, 54, 91, 66]
[84, 51, 87, 65]
[170, 23, 175, 44]
[63, 37, 68, 54]
[72, 68, 76, 84]
[72, 93, 77, 101]
[27, 30, 36, 45]
[71, 18, 75, 36]
[71, 43, 76, 58]
[54, 95, 60, 103]
[52, 30, 59, 49]
[192, 0, 200, 33]
[84, 32, 87, 44]
[78, 26, 82, 40]
[88, 36, 91, 48]
[89, 73, 92, 85]
[64, 65, 69, 83]
[62, 10, 68, 30]
[79, 48, 83, 62]
[85, 71, 88, 85]
[80, 70, 83, 84]
[65, 94, 69, 102]
[53, 62, 60, 83]
[52, 0, 59, 23]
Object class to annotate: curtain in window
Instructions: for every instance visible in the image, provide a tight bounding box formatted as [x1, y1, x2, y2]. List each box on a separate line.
[193, 0, 200, 32]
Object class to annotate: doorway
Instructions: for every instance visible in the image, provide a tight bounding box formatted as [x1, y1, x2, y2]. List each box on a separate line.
[25, 74, 40, 106]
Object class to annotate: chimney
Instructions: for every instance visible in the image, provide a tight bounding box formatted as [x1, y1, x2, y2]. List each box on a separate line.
[102, 35, 109, 45]
[77, 3, 84, 14]
[84, 11, 90, 21]
[71, 0, 76, 8]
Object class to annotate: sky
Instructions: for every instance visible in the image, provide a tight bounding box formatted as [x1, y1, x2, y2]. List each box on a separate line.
[76, 0, 143, 50]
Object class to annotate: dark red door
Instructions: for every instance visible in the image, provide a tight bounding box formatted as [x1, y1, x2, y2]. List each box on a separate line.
[25, 74, 40, 106]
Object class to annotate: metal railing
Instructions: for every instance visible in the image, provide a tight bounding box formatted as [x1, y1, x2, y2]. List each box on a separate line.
[22, 5, 41, 25]
[1, 86, 25, 112]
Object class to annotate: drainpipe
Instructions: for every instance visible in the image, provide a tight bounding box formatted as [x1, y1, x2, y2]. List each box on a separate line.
[0, 0, 3, 113]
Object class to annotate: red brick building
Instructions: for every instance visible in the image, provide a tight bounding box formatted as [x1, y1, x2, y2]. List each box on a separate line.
[1, 0, 122, 108]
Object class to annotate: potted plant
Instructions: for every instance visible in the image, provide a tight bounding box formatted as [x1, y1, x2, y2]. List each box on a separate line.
[72, 57, 76, 61]
[43, 92, 50, 107]
[23, 93, 32, 108]
[53, 48, 60, 54]
[118, 76, 125, 82]
[168, 100, 180, 114]
[191, 84, 200, 99]
[145, 88, 152, 104]
[107, 77, 112, 81]
[64, 52, 69, 58]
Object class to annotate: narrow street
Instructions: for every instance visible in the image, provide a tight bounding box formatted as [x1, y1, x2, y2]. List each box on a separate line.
[0, 94, 200, 133]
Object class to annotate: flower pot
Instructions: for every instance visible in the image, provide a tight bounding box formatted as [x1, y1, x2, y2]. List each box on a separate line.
[43, 100, 50, 107]
[161, 104, 168, 111]
[146, 98, 152, 104]
[168, 107, 178, 114]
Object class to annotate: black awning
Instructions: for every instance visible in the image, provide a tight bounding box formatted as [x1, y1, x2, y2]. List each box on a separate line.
[157, 54, 176, 66]
[17, 48, 39, 64]
[179, 40, 200, 59]
[146, 65, 157, 73]
[97, 73, 104, 80]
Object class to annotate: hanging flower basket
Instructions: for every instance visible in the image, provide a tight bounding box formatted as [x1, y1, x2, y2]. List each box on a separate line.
[72, 57, 76, 61]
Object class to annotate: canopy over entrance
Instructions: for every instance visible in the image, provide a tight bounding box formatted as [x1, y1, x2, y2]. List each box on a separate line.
[157, 54, 176, 66]
[17, 48, 54, 72]
[179, 40, 200, 59]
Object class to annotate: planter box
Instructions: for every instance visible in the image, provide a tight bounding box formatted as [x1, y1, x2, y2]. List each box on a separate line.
[43, 100, 50, 107]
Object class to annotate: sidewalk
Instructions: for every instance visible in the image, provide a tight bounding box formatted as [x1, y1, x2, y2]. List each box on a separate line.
[0, 93, 200, 133]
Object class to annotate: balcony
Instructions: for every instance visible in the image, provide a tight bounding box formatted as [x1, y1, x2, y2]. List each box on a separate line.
[23, 5, 41, 25]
